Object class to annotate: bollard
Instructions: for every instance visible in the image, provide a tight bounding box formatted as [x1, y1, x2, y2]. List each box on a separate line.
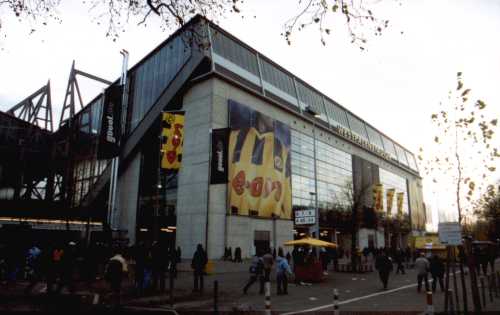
[214, 280, 219, 314]
[448, 289, 455, 314]
[425, 291, 434, 315]
[488, 275, 493, 303]
[333, 288, 339, 315]
[265, 281, 271, 315]
[480, 277, 486, 307]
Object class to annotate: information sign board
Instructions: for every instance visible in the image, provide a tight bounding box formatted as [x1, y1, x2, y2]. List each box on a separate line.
[295, 209, 316, 225]
[438, 222, 462, 245]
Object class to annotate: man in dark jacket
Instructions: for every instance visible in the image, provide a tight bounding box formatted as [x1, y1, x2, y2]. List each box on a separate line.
[243, 252, 264, 294]
[191, 244, 208, 293]
[375, 251, 393, 290]
[429, 255, 444, 292]
[395, 249, 406, 275]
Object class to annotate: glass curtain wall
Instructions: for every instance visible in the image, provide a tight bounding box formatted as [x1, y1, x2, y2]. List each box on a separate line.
[71, 96, 109, 207]
[291, 129, 353, 233]
[136, 122, 177, 245]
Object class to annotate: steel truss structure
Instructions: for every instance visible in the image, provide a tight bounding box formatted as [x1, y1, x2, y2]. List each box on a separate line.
[7, 81, 53, 132]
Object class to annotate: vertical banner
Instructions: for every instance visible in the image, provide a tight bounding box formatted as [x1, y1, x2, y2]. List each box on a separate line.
[98, 85, 123, 159]
[373, 183, 384, 212]
[210, 128, 230, 184]
[161, 111, 185, 171]
[227, 100, 292, 219]
[386, 188, 395, 216]
[397, 192, 405, 217]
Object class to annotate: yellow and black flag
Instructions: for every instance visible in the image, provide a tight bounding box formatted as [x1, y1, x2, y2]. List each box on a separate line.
[397, 192, 405, 217]
[386, 188, 395, 215]
[373, 184, 384, 212]
[161, 111, 185, 171]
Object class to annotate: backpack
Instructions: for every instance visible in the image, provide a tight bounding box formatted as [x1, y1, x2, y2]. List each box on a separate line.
[249, 257, 263, 274]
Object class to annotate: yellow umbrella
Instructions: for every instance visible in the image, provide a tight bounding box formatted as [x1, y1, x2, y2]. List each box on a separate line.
[283, 237, 337, 248]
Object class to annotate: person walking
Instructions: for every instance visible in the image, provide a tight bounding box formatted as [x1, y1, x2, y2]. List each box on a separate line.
[243, 252, 264, 294]
[133, 241, 147, 296]
[395, 249, 405, 275]
[151, 241, 167, 292]
[105, 250, 128, 309]
[429, 255, 444, 292]
[415, 252, 430, 292]
[191, 244, 208, 293]
[375, 251, 393, 290]
[262, 248, 274, 283]
[276, 249, 293, 295]
[57, 241, 77, 294]
[24, 244, 43, 295]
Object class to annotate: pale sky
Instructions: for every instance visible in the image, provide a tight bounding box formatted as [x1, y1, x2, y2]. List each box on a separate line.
[1, 0, 499, 231]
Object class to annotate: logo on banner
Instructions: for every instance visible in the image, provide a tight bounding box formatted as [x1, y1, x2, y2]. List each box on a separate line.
[210, 128, 230, 184]
[161, 112, 184, 171]
[98, 84, 123, 159]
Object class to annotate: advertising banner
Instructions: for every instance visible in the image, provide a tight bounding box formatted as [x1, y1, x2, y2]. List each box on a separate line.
[161, 111, 185, 171]
[373, 183, 384, 212]
[386, 188, 395, 215]
[397, 192, 405, 216]
[228, 100, 292, 219]
[98, 85, 123, 159]
[210, 128, 230, 184]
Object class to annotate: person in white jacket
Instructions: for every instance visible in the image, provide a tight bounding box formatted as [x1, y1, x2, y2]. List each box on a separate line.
[414, 252, 430, 292]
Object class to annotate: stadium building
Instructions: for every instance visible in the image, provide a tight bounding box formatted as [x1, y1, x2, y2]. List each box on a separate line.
[0, 16, 426, 259]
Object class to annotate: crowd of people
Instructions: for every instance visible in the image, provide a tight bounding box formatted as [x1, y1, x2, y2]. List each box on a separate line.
[0, 239, 183, 301]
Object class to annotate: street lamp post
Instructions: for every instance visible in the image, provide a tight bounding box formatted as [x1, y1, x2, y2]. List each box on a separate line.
[305, 106, 320, 250]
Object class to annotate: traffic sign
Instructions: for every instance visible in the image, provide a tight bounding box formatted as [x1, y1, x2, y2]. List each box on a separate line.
[438, 222, 462, 245]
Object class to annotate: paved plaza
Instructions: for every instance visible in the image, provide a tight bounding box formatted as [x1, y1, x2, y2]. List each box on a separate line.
[2, 259, 500, 313]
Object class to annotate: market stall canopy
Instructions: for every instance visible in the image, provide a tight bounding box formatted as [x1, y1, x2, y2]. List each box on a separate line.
[415, 236, 446, 250]
[283, 237, 337, 248]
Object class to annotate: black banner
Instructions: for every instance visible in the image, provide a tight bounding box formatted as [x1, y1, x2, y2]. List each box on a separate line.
[98, 85, 123, 159]
[210, 128, 230, 184]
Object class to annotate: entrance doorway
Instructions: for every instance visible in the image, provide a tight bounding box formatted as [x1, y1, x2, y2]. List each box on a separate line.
[254, 230, 270, 255]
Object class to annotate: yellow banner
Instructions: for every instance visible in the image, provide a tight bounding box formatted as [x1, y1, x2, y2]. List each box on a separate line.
[386, 188, 395, 215]
[161, 112, 184, 170]
[373, 184, 383, 212]
[228, 100, 292, 219]
[397, 192, 404, 216]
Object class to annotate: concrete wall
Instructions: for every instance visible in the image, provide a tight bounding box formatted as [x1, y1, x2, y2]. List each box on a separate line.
[226, 216, 294, 258]
[176, 80, 213, 259]
[116, 152, 141, 245]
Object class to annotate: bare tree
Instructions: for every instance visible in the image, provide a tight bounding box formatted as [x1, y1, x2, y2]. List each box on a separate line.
[419, 72, 499, 226]
[282, 0, 394, 50]
[1, 0, 392, 49]
[0, 0, 241, 42]
[419, 72, 499, 313]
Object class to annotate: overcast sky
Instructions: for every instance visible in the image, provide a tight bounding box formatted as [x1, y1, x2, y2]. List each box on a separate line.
[1, 0, 499, 230]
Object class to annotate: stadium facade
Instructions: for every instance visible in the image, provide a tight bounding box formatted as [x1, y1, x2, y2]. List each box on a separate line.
[0, 16, 426, 259]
